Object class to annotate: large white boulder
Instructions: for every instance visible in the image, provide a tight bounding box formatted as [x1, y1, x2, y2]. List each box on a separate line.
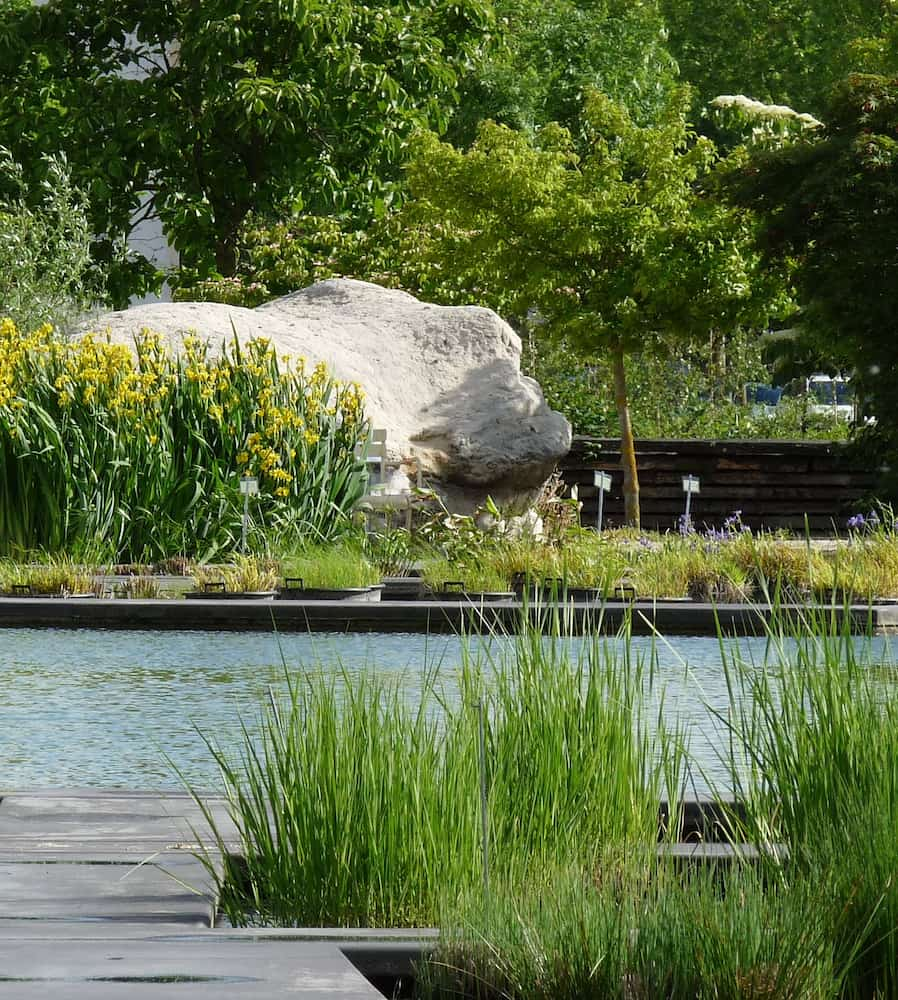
[86, 279, 572, 507]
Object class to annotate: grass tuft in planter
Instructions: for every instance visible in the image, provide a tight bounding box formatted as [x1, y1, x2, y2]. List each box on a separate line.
[280, 541, 381, 590]
[424, 864, 841, 1000]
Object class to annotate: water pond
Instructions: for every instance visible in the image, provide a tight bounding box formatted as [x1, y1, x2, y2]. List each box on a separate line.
[2, 628, 897, 793]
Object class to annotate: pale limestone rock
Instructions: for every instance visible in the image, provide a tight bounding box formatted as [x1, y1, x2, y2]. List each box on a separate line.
[84, 279, 571, 509]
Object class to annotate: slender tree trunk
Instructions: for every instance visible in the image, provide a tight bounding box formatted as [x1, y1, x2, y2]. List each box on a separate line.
[612, 343, 640, 528]
[211, 201, 251, 277]
[709, 327, 726, 401]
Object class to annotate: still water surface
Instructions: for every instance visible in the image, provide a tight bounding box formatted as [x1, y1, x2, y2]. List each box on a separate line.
[2, 629, 896, 792]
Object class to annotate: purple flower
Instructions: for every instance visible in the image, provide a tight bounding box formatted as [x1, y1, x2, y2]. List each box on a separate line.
[847, 513, 866, 530]
[678, 513, 694, 536]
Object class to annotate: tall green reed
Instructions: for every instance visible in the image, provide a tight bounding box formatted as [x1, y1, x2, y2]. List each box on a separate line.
[186, 617, 683, 927]
[720, 610, 898, 997]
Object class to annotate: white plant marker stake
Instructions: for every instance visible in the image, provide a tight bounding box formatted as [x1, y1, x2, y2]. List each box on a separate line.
[240, 475, 259, 553]
[682, 474, 700, 529]
[594, 470, 613, 533]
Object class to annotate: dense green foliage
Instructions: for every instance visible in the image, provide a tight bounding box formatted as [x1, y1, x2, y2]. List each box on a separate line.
[0, 0, 494, 298]
[727, 75, 898, 441]
[662, 0, 898, 117]
[0, 152, 100, 331]
[446, 0, 678, 145]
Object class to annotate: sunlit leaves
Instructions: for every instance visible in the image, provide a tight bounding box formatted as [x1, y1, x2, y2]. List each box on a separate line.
[0, 0, 495, 296]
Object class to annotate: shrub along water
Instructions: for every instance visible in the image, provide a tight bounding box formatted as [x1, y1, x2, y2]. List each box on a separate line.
[0, 321, 368, 560]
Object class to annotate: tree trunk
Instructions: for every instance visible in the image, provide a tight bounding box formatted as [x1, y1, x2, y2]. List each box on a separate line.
[211, 201, 250, 277]
[709, 328, 726, 401]
[214, 236, 238, 278]
[612, 343, 640, 528]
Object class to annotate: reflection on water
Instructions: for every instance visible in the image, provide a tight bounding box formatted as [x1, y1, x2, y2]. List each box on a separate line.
[1, 628, 896, 793]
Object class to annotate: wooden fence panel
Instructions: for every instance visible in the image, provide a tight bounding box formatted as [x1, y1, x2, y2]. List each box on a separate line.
[559, 437, 877, 535]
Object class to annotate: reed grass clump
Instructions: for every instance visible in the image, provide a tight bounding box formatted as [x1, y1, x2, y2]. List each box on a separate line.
[194, 555, 279, 593]
[0, 555, 97, 595]
[723, 621, 898, 997]
[427, 865, 839, 1000]
[419, 557, 510, 593]
[730, 534, 829, 598]
[824, 529, 898, 600]
[0, 320, 369, 561]
[187, 624, 680, 927]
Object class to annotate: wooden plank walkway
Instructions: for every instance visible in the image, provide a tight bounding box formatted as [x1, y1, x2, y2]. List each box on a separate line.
[0, 790, 409, 997]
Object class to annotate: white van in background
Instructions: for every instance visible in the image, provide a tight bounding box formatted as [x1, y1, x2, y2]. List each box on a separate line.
[805, 374, 856, 422]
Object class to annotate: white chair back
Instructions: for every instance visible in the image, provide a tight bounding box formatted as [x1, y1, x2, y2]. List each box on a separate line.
[354, 428, 388, 490]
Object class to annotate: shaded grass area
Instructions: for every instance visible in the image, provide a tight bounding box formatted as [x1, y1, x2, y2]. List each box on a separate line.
[181, 607, 898, 997]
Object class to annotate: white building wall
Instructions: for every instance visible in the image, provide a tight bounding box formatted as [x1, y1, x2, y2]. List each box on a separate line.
[34, 0, 179, 303]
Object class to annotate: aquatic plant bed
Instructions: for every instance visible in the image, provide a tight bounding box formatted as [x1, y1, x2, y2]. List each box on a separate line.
[183, 617, 898, 999]
[0, 595, 892, 634]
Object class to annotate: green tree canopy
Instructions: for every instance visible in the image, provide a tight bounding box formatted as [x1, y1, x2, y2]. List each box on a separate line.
[661, 0, 898, 117]
[447, 0, 678, 146]
[405, 92, 777, 525]
[0, 0, 494, 301]
[0, 150, 100, 331]
[726, 74, 898, 434]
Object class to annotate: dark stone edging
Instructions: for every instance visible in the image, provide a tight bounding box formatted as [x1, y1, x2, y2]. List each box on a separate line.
[0, 596, 892, 634]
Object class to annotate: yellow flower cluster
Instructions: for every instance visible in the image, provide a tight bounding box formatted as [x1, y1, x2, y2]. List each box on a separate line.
[0, 318, 52, 409]
[222, 337, 366, 497]
[0, 319, 367, 504]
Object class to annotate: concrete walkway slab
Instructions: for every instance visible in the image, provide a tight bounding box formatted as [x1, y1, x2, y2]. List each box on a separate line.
[0, 791, 239, 856]
[0, 791, 228, 927]
[0, 859, 213, 924]
[0, 790, 434, 997]
[0, 929, 387, 997]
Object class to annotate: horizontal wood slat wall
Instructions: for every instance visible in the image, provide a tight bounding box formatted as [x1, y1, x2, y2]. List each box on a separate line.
[559, 437, 877, 535]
